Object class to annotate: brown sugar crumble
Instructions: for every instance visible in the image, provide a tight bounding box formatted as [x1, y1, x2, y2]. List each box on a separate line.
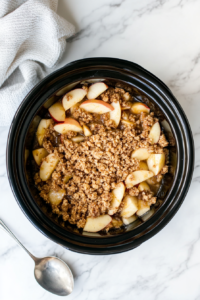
[33, 82, 169, 232]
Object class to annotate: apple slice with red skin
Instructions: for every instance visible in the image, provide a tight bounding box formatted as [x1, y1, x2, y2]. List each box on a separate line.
[83, 215, 112, 232]
[40, 153, 59, 181]
[62, 88, 86, 111]
[122, 214, 138, 225]
[136, 200, 150, 217]
[108, 182, 125, 215]
[109, 101, 121, 127]
[32, 148, 48, 166]
[120, 195, 138, 218]
[125, 170, 154, 188]
[54, 118, 82, 134]
[49, 189, 65, 206]
[49, 102, 65, 122]
[147, 153, 165, 175]
[36, 119, 52, 146]
[80, 100, 114, 114]
[87, 82, 108, 99]
[148, 122, 161, 144]
[131, 148, 150, 160]
[83, 124, 92, 136]
[131, 102, 150, 114]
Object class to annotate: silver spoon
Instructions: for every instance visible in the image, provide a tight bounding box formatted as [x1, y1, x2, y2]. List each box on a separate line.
[0, 219, 74, 296]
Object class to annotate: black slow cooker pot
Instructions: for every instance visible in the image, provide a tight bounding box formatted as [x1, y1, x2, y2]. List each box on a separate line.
[6, 58, 194, 254]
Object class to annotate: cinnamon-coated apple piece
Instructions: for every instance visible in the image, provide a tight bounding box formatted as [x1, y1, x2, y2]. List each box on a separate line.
[108, 182, 125, 215]
[120, 195, 138, 218]
[131, 102, 150, 114]
[62, 88, 86, 111]
[131, 148, 150, 160]
[63, 174, 72, 184]
[109, 101, 121, 127]
[40, 153, 59, 181]
[83, 124, 92, 136]
[48, 189, 65, 206]
[32, 148, 48, 166]
[83, 215, 112, 232]
[80, 100, 114, 114]
[49, 102, 65, 122]
[71, 136, 85, 143]
[139, 161, 149, 170]
[148, 122, 161, 144]
[87, 82, 108, 99]
[54, 118, 82, 134]
[138, 182, 151, 192]
[125, 170, 154, 188]
[36, 119, 52, 146]
[147, 153, 165, 175]
[122, 214, 138, 225]
[136, 200, 150, 217]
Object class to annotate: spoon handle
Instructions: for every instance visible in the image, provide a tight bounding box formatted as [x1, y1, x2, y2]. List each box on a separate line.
[0, 219, 38, 262]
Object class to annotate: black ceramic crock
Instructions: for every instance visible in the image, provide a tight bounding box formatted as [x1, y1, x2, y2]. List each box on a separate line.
[6, 58, 194, 255]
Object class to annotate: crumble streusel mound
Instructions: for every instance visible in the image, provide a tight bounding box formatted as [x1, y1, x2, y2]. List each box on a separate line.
[33, 82, 169, 231]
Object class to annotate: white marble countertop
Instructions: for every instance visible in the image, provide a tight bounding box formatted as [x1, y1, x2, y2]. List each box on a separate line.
[0, 0, 200, 299]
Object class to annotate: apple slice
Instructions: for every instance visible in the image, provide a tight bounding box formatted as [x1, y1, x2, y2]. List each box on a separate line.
[148, 122, 161, 144]
[43, 96, 56, 109]
[87, 82, 108, 99]
[63, 174, 72, 184]
[122, 214, 138, 225]
[139, 161, 149, 170]
[80, 100, 114, 114]
[40, 153, 59, 181]
[49, 189, 65, 206]
[125, 170, 154, 188]
[83, 124, 92, 137]
[138, 182, 151, 192]
[54, 118, 82, 134]
[109, 101, 121, 127]
[49, 102, 65, 122]
[32, 148, 48, 166]
[81, 79, 105, 84]
[83, 215, 112, 232]
[120, 195, 138, 218]
[121, 102, 133, 110]
[71, 136, 85, 143]
[108, 182, 125, 215]
[121, 119, 135, 126]
[36, 119, 52, 146]
[131, 148, 150, 160]
[147, 153, 165, 175]
[56, 82, 79, 96]
[62, 88, 87, 111]
[136, 200, 150, 217]
[131, 102, 150, 114]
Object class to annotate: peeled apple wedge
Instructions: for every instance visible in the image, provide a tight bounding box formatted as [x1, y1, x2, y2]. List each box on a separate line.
[71, 136, 85, 143]
[36, 119, 52, 146]
[63, 174, 72, 184]
[147, 153, 165, 175]
[48, 189, 65, 206]
[83, 215, 112, 232]
[125, 170, 154, 188]
[131, 148, 150, 160]
[138, 182, 151, 192]
[87, 82, 108, 99]
[62, 88, 87, 111]
[122, 214, 138, 225]
[48, 102, 65, 122]
[109, 101, 121, 127]
[131, 102, 150, 114]
[83, 124, 92, 136]
[120, 195, 138, 218]
[80, 100, 114, 114]
[32, 148, 48, 166]
[139, 161, 149, 171]
[40, 153, 59, 181]
[148, 122, 161, 144]
[136, 200, 150, 217]
[108, 182, 125, 215]
[54, 118, 82, 134]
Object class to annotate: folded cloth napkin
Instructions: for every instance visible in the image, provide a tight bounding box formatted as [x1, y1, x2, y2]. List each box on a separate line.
[0, 0, 75, 126]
